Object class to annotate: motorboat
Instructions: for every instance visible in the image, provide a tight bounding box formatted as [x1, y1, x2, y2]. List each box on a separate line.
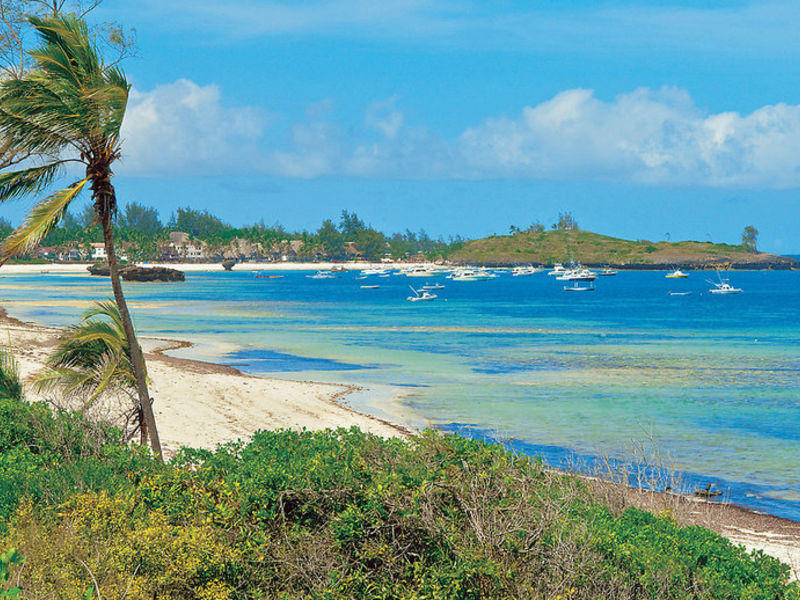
[512, 265, 538, 276]
[360, 285, 380, 290]
[557, 267, 597, 282]
[708, 279, 742, 294]
[548, 263, 567, 276]
[421, 283, 445, 290]
[598, 267, 618, 276]
[307, 270, 337, 279]
[404, 265, 443, 278]
[407, 286, 437, 301]
[361, 267, 389, 276]
[666, 269, 689, 278]
[668, 291, 692, 296]
[448, 267, 496, 281]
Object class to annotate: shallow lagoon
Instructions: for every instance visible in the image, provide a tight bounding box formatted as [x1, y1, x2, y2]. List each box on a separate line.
[3, 268, 799, 519]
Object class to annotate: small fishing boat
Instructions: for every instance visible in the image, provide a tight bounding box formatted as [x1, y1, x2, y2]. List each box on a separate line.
[598, 267, 618, 276]
[407, 286, 437, 302]
[421, 283, 445, 290]
[708, 280, 742, 294]
[666, 269, 689, 278]
[360, 285, 380, 290]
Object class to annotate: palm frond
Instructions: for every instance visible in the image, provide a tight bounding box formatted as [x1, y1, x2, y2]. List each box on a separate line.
[0, 178, 88, 264]
[0, 346, 23, 402]
[0, 163, 62, 203]
[33, 299, 140, 403]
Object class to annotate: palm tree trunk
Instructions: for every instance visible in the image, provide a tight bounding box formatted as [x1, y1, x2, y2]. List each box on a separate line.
[100, 205, 163, 461]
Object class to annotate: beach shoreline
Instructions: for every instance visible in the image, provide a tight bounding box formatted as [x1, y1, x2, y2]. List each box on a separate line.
[0, 306, 798, 577]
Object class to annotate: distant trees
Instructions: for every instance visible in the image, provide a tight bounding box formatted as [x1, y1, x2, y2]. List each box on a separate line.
[741, 225, 759, 253]
[316, 219, 344, 258]
[118, 202, 162, 235]
[553, 211, 579, 231]
[169, 207, 229, 238]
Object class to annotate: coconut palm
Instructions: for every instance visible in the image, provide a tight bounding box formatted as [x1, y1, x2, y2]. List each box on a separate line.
[0, 14, 162, 459]
[33, 299, 148, 442]
[0, 345, 23, 402]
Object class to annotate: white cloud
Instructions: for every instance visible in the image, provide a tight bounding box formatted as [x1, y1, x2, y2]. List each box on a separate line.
[119, 79, 266, 176]
[458, 87, 800, 187]
[118, 79, 800, 188]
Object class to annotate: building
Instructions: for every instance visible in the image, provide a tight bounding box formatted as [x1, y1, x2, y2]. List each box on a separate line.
[90, 243, 106, 261]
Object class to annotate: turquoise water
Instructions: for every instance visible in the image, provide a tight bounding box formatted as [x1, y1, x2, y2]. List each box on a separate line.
[2, 268, 799, 519]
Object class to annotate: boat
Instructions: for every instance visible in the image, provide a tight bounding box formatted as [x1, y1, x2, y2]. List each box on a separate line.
[255, 274, 283, 279]
[448, 267, 496, 281]
[407, 286, 437, 302]
[511, 265, 538, 276]
[597, 267, 618, 276]
[404, 265, 443, 278]
[547, 263, 567, 276]
[361, 267, 389, 276]
[360, 285, 380, 290]
[557, 266, 597, 282]
[330, 264, 347, 272]
[666, 269, 689, 279]
[421, 283, 445, 291]
[307, 270, 337, 279]
[563, 283, 595, 292]
[668, 291, 692, 296]
[708, 278, 742, 294]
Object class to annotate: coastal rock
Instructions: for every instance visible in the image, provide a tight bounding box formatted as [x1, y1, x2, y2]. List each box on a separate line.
[221, 259, 236, 271]
[87, 263, 185, 282]
[121, 266, 185, 282]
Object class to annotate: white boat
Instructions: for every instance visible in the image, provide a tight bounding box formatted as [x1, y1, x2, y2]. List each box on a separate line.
[557, 267, 597, 282]
[448, 267, 496, 281]
[421, 283, 445, 290]
[307, 270, 336, 279]
[407, 286, 437, 302]
[708, 278, 742, 294]
[563, 283, 595, 292]
[361, 267, 389, 276]
[404, 265, 443, 278]
[548, 263, 567, 276]
[598, 267, 618, 276]
[669, 291, 692, 296]
[511, 265, 538, 276]
[666, 269, 689, 279]
[360, 285, 380, 290]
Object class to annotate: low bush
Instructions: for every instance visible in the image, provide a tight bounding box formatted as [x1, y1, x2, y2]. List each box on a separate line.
[1, 399, 798, 599]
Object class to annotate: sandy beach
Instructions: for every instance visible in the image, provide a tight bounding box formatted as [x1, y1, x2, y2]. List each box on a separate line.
[1, 307, 798, 578]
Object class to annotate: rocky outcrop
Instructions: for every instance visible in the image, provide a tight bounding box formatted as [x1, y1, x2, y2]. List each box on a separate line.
[87, 263, 185, 282]
[221, 259, 236, 271]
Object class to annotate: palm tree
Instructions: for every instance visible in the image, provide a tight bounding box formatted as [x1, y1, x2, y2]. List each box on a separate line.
[0, 15, 162, 459]
[34, 299, 147, 442]
[0, 346, 23, 402]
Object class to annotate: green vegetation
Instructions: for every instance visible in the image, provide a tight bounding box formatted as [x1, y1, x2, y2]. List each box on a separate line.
[0, 380, 797, 598]
[741, 225, 759, 253]
[449, 228, 792, 267]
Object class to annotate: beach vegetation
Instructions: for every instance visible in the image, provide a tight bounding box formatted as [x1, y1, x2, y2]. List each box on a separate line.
[0, 14, 161, 458]
[33, 300, 148, 443]
[0, 386, 797, 599]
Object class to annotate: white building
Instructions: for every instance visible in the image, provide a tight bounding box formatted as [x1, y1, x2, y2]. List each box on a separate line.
[90, 243, 106, 261]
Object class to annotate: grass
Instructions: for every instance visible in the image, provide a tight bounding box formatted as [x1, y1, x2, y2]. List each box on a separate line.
[447, 229, 791, 267]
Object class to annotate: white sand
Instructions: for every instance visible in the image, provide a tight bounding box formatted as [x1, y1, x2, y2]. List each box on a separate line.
[2, 315, 409, 459]
[0, 261, 424, 274]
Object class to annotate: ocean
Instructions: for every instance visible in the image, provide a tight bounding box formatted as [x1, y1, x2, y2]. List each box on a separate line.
[2, 266, 799, 520]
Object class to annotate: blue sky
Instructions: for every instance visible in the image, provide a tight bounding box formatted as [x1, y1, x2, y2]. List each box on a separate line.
[21, 1, 800, 251]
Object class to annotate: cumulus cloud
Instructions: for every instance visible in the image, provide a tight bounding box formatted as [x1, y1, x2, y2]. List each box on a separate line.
[118, 79, 800, 188]
[119, 79, 266, 176]
[458, 87, 800, 187]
